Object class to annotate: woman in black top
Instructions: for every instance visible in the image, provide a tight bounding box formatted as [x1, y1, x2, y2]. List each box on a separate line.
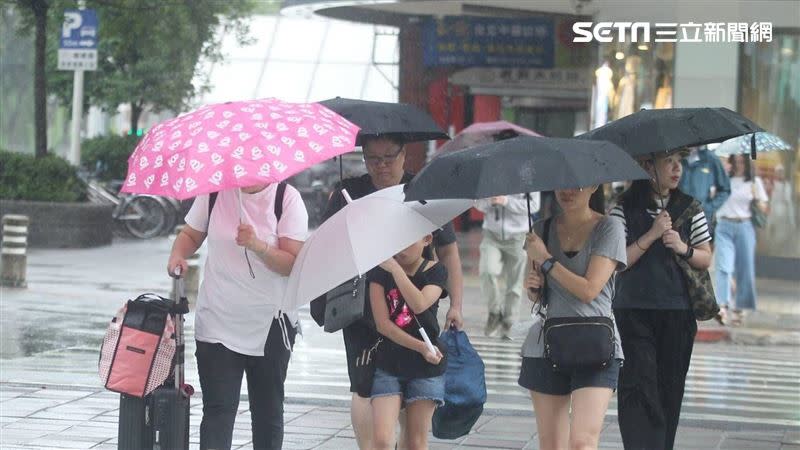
[369, 233, 447, 450]
[609, 150, 713, 450]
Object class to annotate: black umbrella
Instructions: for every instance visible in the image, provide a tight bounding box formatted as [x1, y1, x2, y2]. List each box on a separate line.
[403, 136, 650, 231]
[319, 97, 450, 146]
[577, 107, 764, 159]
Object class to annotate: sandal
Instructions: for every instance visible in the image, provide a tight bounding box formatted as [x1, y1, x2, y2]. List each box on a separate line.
[716, 306, 729, 326]
[729, 309, 744, 327]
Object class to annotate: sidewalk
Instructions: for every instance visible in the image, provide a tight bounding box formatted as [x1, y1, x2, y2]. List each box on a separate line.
[3, 383, 799, 450]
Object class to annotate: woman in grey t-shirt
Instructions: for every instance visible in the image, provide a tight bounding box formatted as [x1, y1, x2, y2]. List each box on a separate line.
[520, 185, 627, 450]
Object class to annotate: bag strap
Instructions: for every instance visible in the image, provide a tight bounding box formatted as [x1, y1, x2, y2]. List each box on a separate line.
[274, 182, 287, 222]
[539, 218, 553, 310]
[671, 195, 698, 230]
[207, 182, 287, 224]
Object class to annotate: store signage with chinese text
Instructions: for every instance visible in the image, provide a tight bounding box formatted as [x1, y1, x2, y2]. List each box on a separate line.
[424, 17, 555, 68]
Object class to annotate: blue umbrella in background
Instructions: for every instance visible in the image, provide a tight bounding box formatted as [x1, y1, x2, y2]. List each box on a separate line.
[712, 132, 792, 157]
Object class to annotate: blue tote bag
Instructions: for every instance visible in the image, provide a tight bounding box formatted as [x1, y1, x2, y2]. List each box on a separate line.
[432, 328, 487, 439]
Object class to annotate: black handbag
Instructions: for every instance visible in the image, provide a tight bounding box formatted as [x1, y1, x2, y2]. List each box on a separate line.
[537, 218, 616, 372]
[323, 275, 367, 333]
[543, 316, 615, 372]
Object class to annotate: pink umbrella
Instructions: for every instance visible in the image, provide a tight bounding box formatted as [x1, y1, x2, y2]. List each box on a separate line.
[437, 120, 540, 154]
[121, 98, 360, 200]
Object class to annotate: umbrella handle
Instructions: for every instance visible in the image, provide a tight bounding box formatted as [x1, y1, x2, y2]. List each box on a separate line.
[342, 189, 353, 204]
[238, 188, 244, 223]
[526, 193, 533, 232]
[418, 327, 436, 355]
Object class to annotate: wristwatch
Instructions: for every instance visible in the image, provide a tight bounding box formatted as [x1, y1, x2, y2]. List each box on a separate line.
[681, 246, 695, 260]
[540, 257, 557, 276]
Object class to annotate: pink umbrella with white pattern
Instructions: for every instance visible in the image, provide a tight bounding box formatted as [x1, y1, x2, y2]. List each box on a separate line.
[121, 97, 360, 199]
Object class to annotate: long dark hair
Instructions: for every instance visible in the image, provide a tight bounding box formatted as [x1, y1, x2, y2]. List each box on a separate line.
[728, 155, 753, 182]
[619, 179, 678, 211]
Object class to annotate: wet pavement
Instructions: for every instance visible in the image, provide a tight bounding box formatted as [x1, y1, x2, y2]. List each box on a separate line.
[1, 236, 799, 448]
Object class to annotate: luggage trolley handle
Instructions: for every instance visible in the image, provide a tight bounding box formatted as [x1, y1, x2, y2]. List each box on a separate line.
[171, 268, 191, 395]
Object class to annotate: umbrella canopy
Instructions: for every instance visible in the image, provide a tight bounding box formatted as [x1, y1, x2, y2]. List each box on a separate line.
[319, 97, 449, 145]
[438, 120, 540, 154]
[121, 97, 360, 199]
[282, 185, 472, 311]
[713, 132, 792, 157]
[577, 107, 764, 158]
[403, 136, 650, 202]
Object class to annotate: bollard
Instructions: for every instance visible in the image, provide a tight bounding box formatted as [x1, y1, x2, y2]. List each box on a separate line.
[171, 225, 199, 305]
[1, 215, 30, 288]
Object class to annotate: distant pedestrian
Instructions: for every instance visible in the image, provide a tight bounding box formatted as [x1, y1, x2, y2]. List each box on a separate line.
[714, 154, 769, 325]
[476, 191, 539, 339]
[679, 145, 731, 235]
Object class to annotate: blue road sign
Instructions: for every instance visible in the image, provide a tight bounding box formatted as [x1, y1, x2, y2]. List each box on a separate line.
[60, 9, 98, 50]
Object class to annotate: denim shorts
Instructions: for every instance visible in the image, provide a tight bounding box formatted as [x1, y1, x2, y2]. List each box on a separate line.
[518, 357, 621, 396]
[370, 368, 445, 407]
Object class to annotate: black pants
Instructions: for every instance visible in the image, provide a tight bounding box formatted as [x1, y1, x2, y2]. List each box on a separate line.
[195, 316, 296, 450]
[614, 309, 697, 450]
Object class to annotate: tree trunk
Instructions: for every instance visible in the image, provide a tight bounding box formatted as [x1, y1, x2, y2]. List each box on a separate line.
[130, 102, 143, 135]
[32, 0, 48, 158]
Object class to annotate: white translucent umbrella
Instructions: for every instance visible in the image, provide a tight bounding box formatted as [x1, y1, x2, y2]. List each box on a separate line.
[282, 185, 473, 312]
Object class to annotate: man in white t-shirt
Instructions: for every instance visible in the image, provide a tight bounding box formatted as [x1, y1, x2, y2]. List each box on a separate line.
[167, 182, 308, 450]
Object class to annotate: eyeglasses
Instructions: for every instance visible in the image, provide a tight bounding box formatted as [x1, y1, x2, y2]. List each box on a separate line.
[363, 148, 404, 166]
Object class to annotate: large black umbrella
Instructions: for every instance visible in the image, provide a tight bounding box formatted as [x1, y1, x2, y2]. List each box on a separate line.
[577, 107, 765, 159]
[319, 97, 450, 146]
[403, 136, 650, 230]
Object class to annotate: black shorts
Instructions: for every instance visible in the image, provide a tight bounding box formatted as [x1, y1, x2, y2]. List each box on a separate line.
[518, 357, 621, 396]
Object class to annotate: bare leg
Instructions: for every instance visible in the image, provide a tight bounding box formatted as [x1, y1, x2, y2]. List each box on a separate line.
[568, 387, 613, 450]
[371, 395, 403, 450]
[530, 390, 570, 450]
[351, 393, 374, 450]
[403, 400, 437, 450]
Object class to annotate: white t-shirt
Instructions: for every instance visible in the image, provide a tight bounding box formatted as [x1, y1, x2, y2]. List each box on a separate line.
[716, 176, 768, 220]
[185, 184, 308, 356]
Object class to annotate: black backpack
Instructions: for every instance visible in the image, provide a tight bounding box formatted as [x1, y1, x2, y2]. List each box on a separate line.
[207, 183, 287, 223]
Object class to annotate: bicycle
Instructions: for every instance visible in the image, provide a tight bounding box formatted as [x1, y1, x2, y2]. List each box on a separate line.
[79, 170, 173, 239]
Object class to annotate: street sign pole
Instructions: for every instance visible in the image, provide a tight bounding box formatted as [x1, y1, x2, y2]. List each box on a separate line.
[59, 5, 96, 167]
[69, 69, 84, 167]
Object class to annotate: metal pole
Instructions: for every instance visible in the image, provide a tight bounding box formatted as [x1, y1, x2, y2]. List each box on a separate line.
[69, 69, 84, 166]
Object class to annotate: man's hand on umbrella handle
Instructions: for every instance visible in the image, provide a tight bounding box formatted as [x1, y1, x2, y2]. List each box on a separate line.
[446, 307, 463, 330]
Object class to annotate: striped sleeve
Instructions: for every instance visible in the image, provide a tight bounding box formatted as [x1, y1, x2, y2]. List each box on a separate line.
[608, 204, 627, 236]
[689, 210, 712, 246]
